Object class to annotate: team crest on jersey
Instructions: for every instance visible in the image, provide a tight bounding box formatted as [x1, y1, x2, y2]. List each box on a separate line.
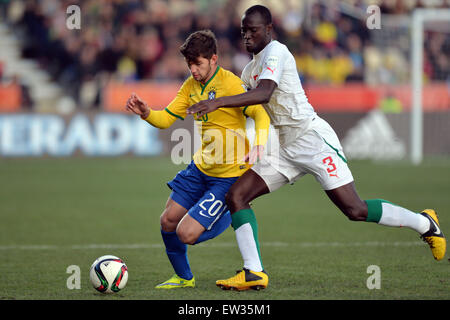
[208, 90, 216, 100]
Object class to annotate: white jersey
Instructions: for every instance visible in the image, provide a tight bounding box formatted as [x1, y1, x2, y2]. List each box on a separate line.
[242, 42, 353, 191]
[241, 40, 316, 145]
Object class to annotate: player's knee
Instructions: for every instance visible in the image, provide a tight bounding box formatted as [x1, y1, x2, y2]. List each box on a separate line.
[160, 212, 178, 232]
[176, 228, 198, 245]
[225, 188, 244, 211]
[344, 203, 368, 221]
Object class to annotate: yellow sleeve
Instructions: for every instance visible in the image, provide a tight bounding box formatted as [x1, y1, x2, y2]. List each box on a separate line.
[142, 109, 177, 129]
[244, 105, 270, 146]
[165, 79, 190, 120]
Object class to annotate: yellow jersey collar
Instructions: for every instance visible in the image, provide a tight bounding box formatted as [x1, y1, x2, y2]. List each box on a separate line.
[200, 66, 220, 95]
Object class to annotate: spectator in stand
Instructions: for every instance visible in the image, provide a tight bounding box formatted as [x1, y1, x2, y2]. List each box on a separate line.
[346, 33, 364, 82]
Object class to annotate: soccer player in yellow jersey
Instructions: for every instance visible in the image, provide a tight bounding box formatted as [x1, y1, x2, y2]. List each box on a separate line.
[126, 30, 270, 289]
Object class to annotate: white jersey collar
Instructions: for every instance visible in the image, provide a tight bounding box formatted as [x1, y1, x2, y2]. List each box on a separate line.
[253, 40, 275, 59]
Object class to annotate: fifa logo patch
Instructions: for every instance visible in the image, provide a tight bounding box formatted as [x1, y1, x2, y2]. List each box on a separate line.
[208, 91, 216, 100]
[265, 55, 278, 74]
[266, 56, 279, 68]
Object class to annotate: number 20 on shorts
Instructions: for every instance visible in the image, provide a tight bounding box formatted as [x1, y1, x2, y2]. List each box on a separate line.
[199, 193, 227, 217]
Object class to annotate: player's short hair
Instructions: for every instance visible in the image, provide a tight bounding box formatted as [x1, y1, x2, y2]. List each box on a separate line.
[180, 29, 217, 63]
[244, 5, 272, 25]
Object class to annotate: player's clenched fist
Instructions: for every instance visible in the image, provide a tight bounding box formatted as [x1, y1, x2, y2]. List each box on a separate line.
[126, 93, 150, 119]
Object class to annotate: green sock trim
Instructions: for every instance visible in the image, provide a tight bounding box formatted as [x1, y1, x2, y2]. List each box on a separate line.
[231, 208, 263, 269]
[365, 199, 394, 223]
[231, 208, 254, 230]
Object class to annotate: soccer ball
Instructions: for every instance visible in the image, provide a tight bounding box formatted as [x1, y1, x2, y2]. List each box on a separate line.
[89, 255, 128, 293]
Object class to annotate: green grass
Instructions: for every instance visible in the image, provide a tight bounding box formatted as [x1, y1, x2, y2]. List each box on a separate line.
[0, 157, 449, 300]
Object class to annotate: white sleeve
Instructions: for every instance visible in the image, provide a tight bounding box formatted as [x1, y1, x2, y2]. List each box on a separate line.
[257, 44, 285, 85]
[240, 64, 251, 89]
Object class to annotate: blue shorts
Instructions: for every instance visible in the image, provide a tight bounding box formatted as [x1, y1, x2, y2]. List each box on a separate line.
[167, 161, 239, 230]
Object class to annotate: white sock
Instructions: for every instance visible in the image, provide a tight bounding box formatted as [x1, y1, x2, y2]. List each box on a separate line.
[235, 223, 263, 272]
[378, 202, 430, 234]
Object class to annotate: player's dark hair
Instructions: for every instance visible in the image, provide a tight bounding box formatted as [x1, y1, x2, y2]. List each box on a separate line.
[244, 5, 272, 25]
[180, 29, 217, 63]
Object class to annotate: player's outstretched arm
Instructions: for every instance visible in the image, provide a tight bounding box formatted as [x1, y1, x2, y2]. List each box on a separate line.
[187, 79, 277, 117]
[126, 92, 177, 129]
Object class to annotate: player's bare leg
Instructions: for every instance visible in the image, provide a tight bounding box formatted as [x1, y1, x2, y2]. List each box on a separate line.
[217, 169, 270, 291]
[326, 182, 446, 260]
[176, 214, 206, 245]
[160, 198, 188, 232]
[325, 182, 368, 221]
[226, 168, 270, 213]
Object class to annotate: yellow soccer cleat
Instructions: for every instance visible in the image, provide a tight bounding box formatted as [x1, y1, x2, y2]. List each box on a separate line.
[155, 274, 195, 289]
[420, 209, 446, 261]
[216, 268, 268, 291]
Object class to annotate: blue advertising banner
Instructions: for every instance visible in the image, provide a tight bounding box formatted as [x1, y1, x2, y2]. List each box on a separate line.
[0, 114, 162, 157]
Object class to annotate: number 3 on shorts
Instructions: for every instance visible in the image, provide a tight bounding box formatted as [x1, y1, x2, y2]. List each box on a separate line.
[322, 156, 337, 173]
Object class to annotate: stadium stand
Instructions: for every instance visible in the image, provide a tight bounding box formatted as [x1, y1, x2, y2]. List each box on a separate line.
[0, 0, 448, 111]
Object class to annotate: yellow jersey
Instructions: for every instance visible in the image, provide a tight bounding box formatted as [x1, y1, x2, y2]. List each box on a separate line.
[143, 66, 270, 178]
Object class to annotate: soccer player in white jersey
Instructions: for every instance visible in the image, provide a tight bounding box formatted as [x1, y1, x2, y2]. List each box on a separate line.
[187, 5, 446, 291]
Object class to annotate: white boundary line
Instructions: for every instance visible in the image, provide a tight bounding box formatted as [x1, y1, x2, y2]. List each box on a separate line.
[0, 241, 425, 250]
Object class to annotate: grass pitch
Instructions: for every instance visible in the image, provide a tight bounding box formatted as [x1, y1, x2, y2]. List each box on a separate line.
[1, 157, 449, 301]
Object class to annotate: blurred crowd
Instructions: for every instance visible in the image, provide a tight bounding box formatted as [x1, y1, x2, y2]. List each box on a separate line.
[0, 0, 449, 109]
